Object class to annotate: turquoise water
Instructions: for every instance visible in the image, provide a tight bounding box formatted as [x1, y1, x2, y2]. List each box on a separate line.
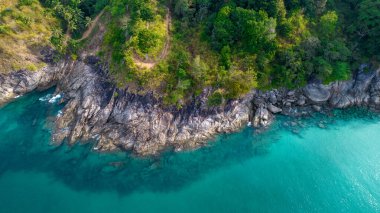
[0, 90, 380, 213]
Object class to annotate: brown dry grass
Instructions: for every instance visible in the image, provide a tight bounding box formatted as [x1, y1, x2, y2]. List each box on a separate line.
[0, 0, 58, 73]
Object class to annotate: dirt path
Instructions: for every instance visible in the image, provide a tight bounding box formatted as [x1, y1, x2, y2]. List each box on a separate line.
[133, 9, 171, 69]
[62, 9, 105, 45]
[79, 9, 105, 42]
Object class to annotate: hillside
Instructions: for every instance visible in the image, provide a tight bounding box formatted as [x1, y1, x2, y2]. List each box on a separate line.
[102, 0, 380, 107]
[0, 0, 58, 72]
[1, 0, 380, 107]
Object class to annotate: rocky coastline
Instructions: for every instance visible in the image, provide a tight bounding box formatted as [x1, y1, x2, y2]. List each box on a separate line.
[251, 64, 380, 128]
[1, 56, 380, 156]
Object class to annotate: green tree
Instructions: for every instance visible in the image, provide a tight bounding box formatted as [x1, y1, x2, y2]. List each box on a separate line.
[224, 68, 257, 98]
[220, 45, 232, 69]
[319, 11, 338, 39]
[137, 29, 159, 54]
[212, 5, 234, 50]
[357, 0, 380, 56]
[331, 62, 351, 81]
[232, 8, 277, 54]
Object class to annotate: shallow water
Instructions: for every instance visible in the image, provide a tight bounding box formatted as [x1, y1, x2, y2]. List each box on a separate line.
[0, 90, 379, 213]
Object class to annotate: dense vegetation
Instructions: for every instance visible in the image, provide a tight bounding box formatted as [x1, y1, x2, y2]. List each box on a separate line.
[40, 0, 108, 38]
[1, 0, 380, 107]
[103, 0, 380, 106]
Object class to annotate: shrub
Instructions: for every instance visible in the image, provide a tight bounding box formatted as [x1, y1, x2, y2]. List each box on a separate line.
[207, 91, 224, 106]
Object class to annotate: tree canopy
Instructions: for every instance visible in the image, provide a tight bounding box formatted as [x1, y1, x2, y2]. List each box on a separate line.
[3, 0, 380, 107]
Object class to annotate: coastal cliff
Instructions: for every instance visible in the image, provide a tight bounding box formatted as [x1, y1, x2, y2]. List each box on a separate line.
[53, 58, 253, 155]
[1, 57, 380, 156]
[0, 57, 252, 155]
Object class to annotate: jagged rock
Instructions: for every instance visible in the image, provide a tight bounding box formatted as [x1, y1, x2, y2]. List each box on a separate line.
[49, 60, 254, 156]
[268, 103, 282, 114]
[0, 61, 69, 105]
[269, 92, 277, 104]
[287, 91, 295, 96]
[328, 69, 378, 108]
[297, 95, 306, 106]
[253, 107, 273, 128]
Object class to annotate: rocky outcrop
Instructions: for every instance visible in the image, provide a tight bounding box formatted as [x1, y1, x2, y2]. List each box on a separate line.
[0, 48, 72, 105]
[0, 62, 69, 105]
[52, 58, 254, 156]
[304, 84, 331, 103]
[251, 65, 380, 128]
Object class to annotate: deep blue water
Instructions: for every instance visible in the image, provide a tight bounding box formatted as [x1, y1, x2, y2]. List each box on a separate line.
[0, 89, 379, 212]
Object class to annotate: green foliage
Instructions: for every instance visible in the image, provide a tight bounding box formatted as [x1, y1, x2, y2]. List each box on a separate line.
[303, 0, 327, 17]
[357, 0, 380, 56]
[18, 0, 36, 7]
[98, 0, 379, 106]
[50, 29, 65, 52]
[211, 6, 277, 54]
[0, 0, 373, 104]
[319, 11, 338, 39]
[279, 10, 309, 42]
[223, 68, 257, 99]
[0, 25, 11, 34]
[104, 23, 126, 63]
[137, 29, 160, 54]
[207, 91, 223, 106]
[211, 6, 234, 50]
[79, 0, 108, 16]
[330, 62, 351, 82]
[220, 45, 232, 69]
[121, 0, 166, 59]
[41, 0, 107, 38]
[233, 8, 277, 54]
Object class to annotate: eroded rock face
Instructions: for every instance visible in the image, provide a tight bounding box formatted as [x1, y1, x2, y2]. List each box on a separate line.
[52, 59, 254, 156]
[253, 106, 273, 127]
[0, 61, 70, 105]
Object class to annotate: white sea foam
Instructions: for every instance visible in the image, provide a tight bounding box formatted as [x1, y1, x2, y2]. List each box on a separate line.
[39, 94, 52, 102]
[39, 93, 62, 103]
[57, 110, 63, 118]
[48, 94, 62, 103]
